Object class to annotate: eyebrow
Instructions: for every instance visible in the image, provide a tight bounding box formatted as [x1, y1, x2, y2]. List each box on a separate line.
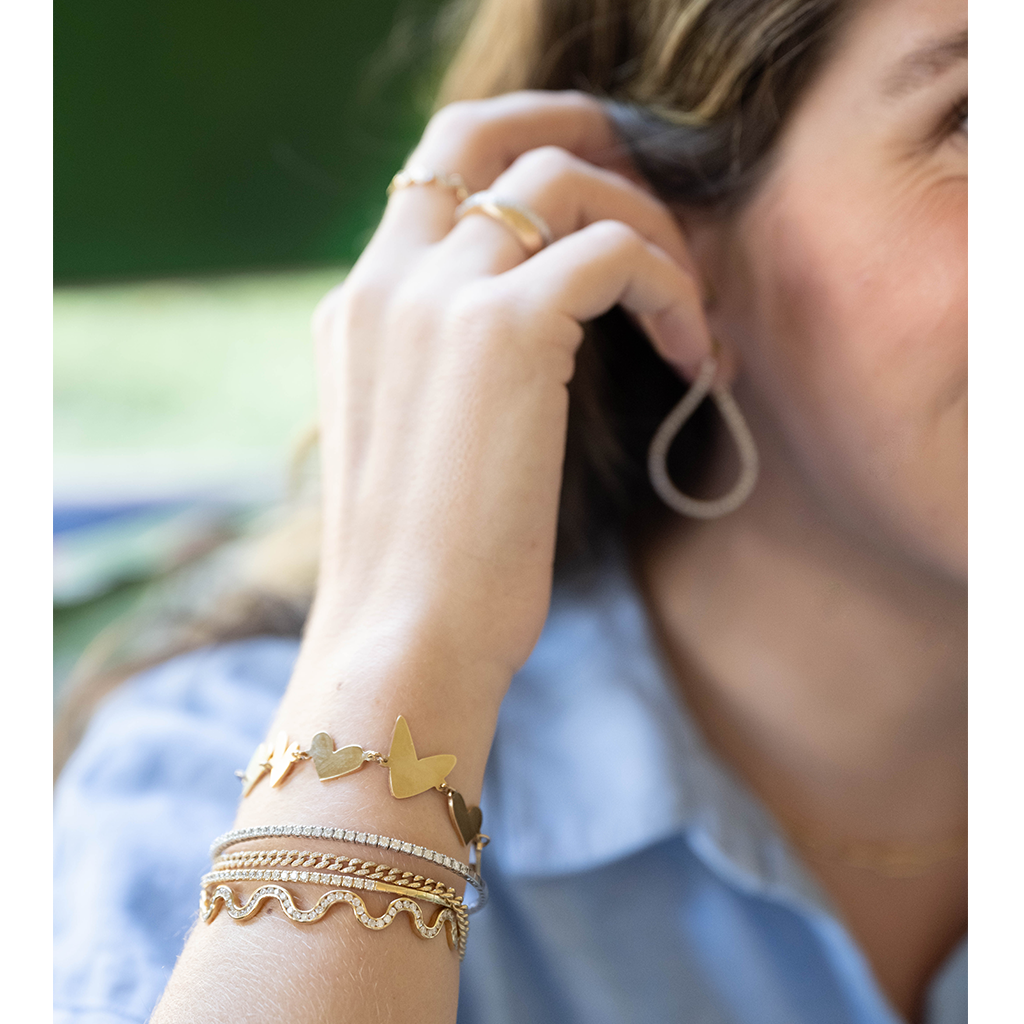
[881, 30, 967, 98]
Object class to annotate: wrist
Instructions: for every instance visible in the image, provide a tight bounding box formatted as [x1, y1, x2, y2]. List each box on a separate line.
[309, 543, 553, 681]
[298, 586, 518, 704]
[267, 606, 511, 802]
[231, 635, 503, 867]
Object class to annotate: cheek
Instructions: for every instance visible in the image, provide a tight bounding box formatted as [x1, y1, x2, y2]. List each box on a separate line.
[784, 182, 962, 424]
[726, 171, 966, 570]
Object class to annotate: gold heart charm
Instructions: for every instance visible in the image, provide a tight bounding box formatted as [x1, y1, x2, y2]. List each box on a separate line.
[268, 731, 304, 787]
[386, 716, 457, 799]
[309, 732, 365, 782]
[240, 741, 271, 797]
[447, 788, 483, 846]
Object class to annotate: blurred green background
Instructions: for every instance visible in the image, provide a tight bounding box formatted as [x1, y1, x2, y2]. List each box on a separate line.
[55, 0, 452, 697]
[56, 0, 449, 281]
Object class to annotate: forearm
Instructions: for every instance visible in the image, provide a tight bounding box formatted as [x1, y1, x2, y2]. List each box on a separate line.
[153, 89, 710, 1022]
[152, 620, 509, 1024]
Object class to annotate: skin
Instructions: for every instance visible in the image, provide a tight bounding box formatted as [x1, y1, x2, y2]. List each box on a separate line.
[644, 0, 966, 1015]
[152, 0, 966, 1021]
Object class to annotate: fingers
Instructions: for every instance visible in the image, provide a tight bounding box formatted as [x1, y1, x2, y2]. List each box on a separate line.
[437, 145, 694, 276]
[348, 91, 710, 380]
[425, 146, 710, 374]
[378, 91, 623, 248]
[413, 91, 621, 189]
[494, 220, 712, 377]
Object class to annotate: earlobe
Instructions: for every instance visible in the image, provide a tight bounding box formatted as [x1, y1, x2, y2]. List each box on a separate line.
[706, 333, 741, 390]
[673, 211, 742, 388]
[699, 271, 745, 391]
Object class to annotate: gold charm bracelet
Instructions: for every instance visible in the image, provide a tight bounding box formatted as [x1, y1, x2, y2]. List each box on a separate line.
[236, 715, 485, 848]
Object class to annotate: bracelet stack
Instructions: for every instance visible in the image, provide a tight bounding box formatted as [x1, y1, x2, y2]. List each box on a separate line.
[209, 825, 488, 911]
[201, 716, 489, 960]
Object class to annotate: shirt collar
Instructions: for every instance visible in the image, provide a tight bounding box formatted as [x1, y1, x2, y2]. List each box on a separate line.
[481, 547, 830, 913]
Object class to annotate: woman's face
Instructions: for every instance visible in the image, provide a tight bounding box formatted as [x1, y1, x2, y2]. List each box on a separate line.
[705, 0, 967, 582]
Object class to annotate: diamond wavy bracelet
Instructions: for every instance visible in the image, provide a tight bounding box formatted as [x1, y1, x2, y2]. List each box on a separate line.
[201, 867, 469, 958]
[208, 852, 466, 920]
[201, 882, 466, 957]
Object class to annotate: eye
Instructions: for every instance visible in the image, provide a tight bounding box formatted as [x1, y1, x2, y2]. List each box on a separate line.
[927, 95, 967, 153]
[949, 97, 967, 139]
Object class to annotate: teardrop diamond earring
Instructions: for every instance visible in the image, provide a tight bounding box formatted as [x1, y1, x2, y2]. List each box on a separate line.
[647, 355, 759, 519]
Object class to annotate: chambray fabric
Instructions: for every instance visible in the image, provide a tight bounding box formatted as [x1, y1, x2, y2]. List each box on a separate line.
[53, 559, 966, 1024]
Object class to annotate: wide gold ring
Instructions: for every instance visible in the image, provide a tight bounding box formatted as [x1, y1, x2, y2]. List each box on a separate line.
[454, 191, 554, 258]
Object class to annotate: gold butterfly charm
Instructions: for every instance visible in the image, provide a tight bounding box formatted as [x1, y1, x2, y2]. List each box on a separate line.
[239, 741, 271, 797]
[385, 716, 456, 799]
[268, 731, 304, 787]
[309, 732, 366, 781]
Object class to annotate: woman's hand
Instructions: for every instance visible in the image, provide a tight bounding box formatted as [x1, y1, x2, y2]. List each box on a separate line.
[302, 90, 713, 707]
[153, 91, 714, 1024]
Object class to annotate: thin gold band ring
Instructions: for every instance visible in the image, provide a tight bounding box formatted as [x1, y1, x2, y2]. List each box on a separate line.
[387, 165, 470, 204]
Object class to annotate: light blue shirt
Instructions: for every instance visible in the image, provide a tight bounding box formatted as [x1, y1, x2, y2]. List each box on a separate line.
[54, 556, 966, 1024]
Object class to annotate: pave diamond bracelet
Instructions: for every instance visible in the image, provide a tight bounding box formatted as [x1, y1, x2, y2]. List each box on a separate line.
[201, 867, 469, 958]
[210, 824, 488, 912]
[203, 868, 465, 921]
[202, 882, 465, 956]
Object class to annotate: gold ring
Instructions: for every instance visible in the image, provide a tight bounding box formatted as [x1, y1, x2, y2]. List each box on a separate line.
[387, 165, 470, 204]
[454, 191, 554, 257]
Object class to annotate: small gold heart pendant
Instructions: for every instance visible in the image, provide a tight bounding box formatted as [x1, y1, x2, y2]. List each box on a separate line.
[447, 788, 483, 846]
[309, 732, 365, 782]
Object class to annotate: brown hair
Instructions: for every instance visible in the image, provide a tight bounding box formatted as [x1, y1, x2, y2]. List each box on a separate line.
[55, 0, 849, 775]
[438, 0, 847, 563]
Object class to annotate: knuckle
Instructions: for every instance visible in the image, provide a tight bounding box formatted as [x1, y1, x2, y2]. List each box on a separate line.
[445, 282, 518, 341]
[588, 219, 642, 253]
[560, 89, 601, 113]
[311, 282, 347, 341]
[312, 272, 385, 347]
[388, 276, 442, 329]
[513, 145, 576, 184]
[425, 100, 488, 143]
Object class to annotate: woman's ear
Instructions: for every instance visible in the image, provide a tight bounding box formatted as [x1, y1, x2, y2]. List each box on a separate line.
[672, 205, 742, 388]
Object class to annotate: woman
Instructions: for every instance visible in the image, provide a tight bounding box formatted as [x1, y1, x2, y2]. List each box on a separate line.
[53, 0, 967, 1021]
